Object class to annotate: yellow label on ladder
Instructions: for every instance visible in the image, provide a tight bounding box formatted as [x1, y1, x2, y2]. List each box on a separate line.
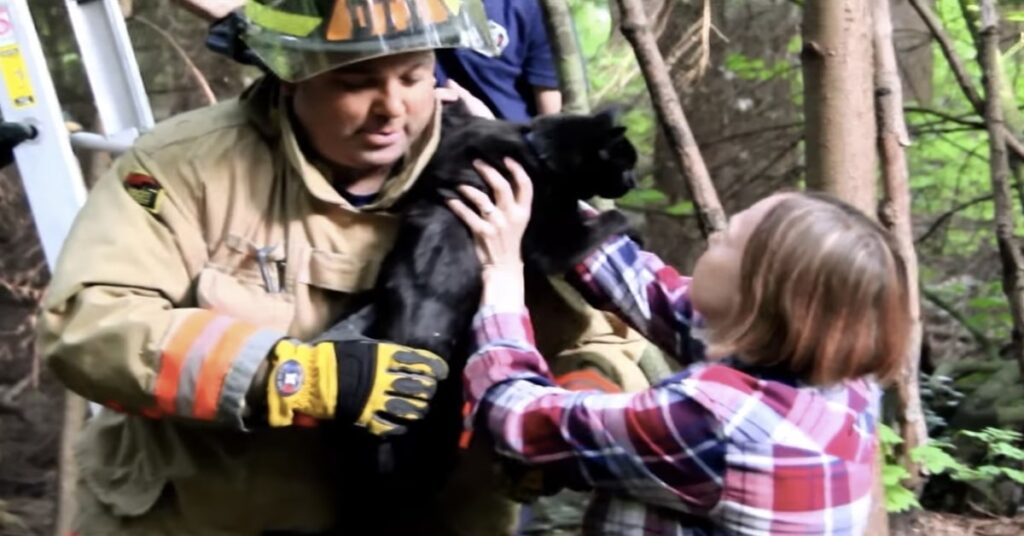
[0, 43, 36, 109]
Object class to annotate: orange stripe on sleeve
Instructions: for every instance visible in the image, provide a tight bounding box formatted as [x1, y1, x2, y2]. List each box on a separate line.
[154, 311, 216, 415]
[555, 370, 623, 394]
[191, 322, 259, 420]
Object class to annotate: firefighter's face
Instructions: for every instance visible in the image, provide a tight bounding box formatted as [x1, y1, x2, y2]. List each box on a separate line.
[289, 51, 437, 171]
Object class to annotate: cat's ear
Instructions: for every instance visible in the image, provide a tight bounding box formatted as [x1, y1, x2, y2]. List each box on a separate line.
[593, 105, 624, 128]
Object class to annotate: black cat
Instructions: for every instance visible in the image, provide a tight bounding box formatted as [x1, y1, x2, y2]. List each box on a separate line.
[374, 102, 637, 356]
[327, 103, 637, 525]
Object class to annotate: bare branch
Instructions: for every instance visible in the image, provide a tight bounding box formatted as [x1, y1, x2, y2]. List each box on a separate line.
[724, 135, 803, 201]
[875, 0, 926, 492]
[615, 0, 727, 236]
[907, 0, 985, 115]
[701, 121, 804, 148]
[921, 286, 1000, 360]
[697, 0, 712, 79]
[131, 16, 217, 106]
[907, 0, 1024, 164]
[904, 106, 986, 128]
[915, 192, 995, 244]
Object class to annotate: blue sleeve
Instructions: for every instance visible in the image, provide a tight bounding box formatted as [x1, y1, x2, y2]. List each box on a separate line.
[522, 2, 560, 89]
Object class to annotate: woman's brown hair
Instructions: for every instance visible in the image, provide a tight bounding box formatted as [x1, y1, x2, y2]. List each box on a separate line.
[711, 192, 911, 386]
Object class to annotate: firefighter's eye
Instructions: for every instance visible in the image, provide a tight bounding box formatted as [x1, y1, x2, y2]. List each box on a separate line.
[331, 76, 374, 91]
[401, 68, 431, 86]
[401, 74, 427, 86]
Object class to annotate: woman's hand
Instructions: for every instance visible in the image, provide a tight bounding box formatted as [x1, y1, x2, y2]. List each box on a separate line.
[435, 79, 496, 119]
[446, 158, 534, 308]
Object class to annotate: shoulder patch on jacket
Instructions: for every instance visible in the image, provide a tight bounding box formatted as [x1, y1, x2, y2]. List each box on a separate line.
[124, 172, 164, 214]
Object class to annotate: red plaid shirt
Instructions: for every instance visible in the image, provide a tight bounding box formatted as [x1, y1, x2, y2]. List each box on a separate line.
[463, 235, 880, 535]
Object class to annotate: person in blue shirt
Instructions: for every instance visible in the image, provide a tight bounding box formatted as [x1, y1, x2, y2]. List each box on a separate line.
[434, 0, 562, 120]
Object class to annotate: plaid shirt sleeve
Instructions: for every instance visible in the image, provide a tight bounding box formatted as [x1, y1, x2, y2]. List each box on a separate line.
[569, 234, 706, 366]
[463, 304, 724, 515]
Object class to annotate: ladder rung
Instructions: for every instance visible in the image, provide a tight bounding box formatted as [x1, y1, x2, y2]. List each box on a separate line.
[69, 129, 138, 154]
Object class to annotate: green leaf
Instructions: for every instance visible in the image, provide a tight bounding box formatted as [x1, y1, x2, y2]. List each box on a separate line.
[990, 442, 1024, 461]
[882, 464, 910, 486]
[664, 201, 694, 216]
[618, 188, 668, 207]
[786, 35, 802, 55]
[968, 296, 1007, 309]
[884, 485, 921, 513]
[911, 442, 960, 475]
[1001, 467, 1024, 484]
[878, 423, 903, 447]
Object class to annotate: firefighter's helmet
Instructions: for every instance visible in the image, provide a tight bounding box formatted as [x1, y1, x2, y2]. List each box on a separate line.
[241, 0, 496, 82]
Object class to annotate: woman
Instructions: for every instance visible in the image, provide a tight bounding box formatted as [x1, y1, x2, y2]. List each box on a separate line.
[447, 160, 910, 535]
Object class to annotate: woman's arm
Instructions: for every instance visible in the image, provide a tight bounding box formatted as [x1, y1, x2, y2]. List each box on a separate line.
[568, 234, 708, 366]
[448, 160, 723, 514]
[462, 304, 723, 514]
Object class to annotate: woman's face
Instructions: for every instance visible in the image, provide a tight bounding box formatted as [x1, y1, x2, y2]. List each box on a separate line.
[288, 51, 437, 172]
[691, 194, 790, 328]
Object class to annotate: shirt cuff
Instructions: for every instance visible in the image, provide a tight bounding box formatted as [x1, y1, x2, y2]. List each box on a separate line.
[465, 304, 552, 403]
[473, 303, 537, 349]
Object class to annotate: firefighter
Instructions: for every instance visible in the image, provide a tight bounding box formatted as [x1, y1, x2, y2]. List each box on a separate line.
[39, 1, 650, 534]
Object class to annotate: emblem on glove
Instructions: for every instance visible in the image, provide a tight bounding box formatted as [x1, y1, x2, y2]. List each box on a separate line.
[274, 359, 304, 397]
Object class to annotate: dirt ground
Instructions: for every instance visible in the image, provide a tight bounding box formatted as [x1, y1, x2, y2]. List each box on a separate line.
[0, 358, 61, 536]
[901, 511, 1024, 535]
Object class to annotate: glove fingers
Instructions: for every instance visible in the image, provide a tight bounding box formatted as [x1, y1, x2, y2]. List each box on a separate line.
[367, 414, 406, 437]
[382, 396, 429, 421]
[390, 350, 449, 380]
[390, 374, 438, 401]
[369, 399, 431, 436]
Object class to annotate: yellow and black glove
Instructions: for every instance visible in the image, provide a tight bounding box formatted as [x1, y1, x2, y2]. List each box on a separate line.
[266, 338, 448, 436]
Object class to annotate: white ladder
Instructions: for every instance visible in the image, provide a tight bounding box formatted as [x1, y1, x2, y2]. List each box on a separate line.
[0, 0, 153, 268]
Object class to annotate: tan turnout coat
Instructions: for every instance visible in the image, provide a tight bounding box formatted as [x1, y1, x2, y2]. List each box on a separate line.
[38, 78, 651, 535]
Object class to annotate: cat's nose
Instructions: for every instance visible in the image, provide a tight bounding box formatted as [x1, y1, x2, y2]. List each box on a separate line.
[623, 169, 637, 188]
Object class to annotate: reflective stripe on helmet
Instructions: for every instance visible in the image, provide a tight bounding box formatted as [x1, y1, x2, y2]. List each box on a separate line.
[244, 2, 322, 38]
[325, 1, 455, 42]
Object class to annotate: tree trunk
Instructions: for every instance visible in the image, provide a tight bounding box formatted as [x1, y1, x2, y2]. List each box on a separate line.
[614, 0, 727, 237]
[874, 0, 927, 492]
[537, 0, 589, 114]
[801, 0, 878, 214]
[802, 1, 884, 531]
[979, 0, 1024, 375]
